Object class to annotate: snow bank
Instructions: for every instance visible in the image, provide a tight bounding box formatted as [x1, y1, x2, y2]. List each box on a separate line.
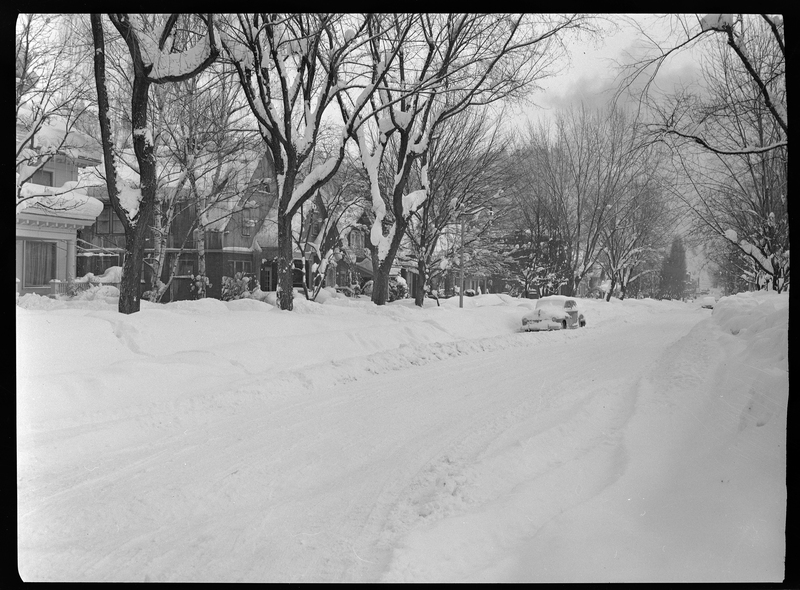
[15, 293, 672, 431]
[712, 290, 788, 340]
[17, 293, 696, 444]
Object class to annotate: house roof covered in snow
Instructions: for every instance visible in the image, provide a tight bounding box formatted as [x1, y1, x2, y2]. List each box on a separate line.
[16, 180, 104, 221]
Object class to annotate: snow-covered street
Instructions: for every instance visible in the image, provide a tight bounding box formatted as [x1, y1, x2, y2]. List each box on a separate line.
[16, 291, 787, 582]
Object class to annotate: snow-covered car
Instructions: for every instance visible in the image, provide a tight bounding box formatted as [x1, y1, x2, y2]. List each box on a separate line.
[701, 296, 716, 309]
[522, 295, 586, 331]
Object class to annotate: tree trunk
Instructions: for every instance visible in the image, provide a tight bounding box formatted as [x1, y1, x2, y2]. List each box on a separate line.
[119, 224, 148, 314]
[565, 274, 578, 297]
[196, 223, 206, 299]
[372, 264, 390, 305]
[414, 258, 427, 307]
[116, 74, 157, 313]
[617, 268, 628, 300]
[370, 227, 405, 306]
[606, 274, 616, 302]
[276, 209, 294, 311]
[148, 196, 166, 301]
[92, 14, 141, 314]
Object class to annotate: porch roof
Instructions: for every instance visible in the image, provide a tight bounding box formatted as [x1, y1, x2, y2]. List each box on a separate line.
[16, 181, 104, 224]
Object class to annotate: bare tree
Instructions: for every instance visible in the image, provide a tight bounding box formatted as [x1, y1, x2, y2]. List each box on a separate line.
[220, 13, 414, 310]
[353, 13, 591, 305]
[598, 176, 676, 300]
[525, 104, 646, 296]
[403, 107, 509, 306]
[144, 63, 260, 302]
[620, 14, 785, 156]
[501, 160, 572, 298]
[632, 15, 788, 292]
[91, 14, 219, 314]
[16, 14, 97, 212]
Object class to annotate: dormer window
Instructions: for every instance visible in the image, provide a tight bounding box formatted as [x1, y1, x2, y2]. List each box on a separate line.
[241, 210, 256, 237]
[349, 230, 364, 250]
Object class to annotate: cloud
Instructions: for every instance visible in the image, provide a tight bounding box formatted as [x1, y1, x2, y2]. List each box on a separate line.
[519, 16, 705, 125]
[539, 72, 617, 112]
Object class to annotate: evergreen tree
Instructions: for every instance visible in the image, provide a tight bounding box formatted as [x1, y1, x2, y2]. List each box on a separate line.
[658, 236, 688, 299]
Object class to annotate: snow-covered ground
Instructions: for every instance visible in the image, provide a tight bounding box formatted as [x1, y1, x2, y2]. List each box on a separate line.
[16, 289, 788, 582]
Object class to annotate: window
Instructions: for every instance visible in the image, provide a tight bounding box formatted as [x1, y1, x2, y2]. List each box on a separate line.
[231, 259, 251, 275]
[30, 169, 53, 186]
[260, 266, 273, 291]
[349, 231, 363, 250]
[292, 259, 306, 287]
[23, 241, 57, 287]
[337, 266, 350, 287]
[96, 206, 125, 235]
[178, 259, 195, 277]
[206, 231, 222, 250]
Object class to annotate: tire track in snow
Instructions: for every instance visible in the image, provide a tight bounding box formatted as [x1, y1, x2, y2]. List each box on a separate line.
[17, 309, 704, 582]
[376, 312, 702, 582]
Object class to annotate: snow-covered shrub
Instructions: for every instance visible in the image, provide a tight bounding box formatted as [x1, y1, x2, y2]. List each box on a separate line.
[189, 274, 212, 298]
[220, 272, 255, 301]
[388, 276, 408, 302]
[464, 288, 476, 297]
[65, 277, 82, 298]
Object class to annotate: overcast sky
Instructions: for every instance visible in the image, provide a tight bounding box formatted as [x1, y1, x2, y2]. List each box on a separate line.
[515, 14, 705, 128]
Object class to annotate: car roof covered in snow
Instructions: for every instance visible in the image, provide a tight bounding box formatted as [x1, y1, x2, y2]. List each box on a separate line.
[535, 295, 574, 306]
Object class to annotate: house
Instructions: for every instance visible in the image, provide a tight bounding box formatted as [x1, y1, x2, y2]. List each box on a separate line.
[15, 120, 104, 297]
[77, 150, 366, 302]
[326, 209, 373, 289]
[78, 152, 283, 301]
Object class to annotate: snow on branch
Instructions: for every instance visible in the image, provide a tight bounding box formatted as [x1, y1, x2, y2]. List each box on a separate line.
[700, 14, 735, 32]
[659, 127, 787, 156]
[287, 157, 339, 213]
[120, 14, 219, 84]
